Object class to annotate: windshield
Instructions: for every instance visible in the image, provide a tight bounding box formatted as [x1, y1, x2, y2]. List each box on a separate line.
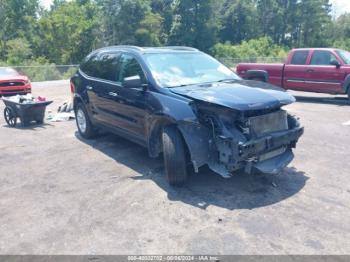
[144, 52, 240, 88]
[336, 50, 350, 64]
[0, 67, 19, 76]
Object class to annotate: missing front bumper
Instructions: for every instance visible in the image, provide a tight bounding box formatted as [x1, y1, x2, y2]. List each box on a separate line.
[215, 126, 304, 176]
[251, 149, 294, 175]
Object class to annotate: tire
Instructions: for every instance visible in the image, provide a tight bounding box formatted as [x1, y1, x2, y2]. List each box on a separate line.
[162, 125, 188, 186]
[4, 107, 17, 127]
[347, 87, 350, 101]
[75, 103, 98, 139]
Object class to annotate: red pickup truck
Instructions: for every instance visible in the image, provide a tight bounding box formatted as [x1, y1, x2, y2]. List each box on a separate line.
[236, 48, 350, 99]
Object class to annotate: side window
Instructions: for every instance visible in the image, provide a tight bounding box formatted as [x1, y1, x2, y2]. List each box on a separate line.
[80, 53, 99, 77]
[80, 52, 121, 81]
[98, 52, 121, 82]
[291, 51, 309, 65]
[310, 51, 338, 65]
[119, 54, 146, 85]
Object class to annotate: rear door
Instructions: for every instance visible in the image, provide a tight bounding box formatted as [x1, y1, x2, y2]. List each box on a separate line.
[305, 50, 344, 93]
[283, 50, 310, 90]
[82, 52, 123, 127]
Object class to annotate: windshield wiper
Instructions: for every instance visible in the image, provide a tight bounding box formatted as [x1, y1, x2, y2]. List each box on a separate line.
[217, 79, 240, 83]
[167, 83, 195, 88]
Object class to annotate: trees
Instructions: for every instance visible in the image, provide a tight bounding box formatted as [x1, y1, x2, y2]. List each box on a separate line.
[0, 0, 349, 66]
[37, 0, 99, 64]
[169, 0, 220, 52]
[0, 0, 40, 61]
[220, 0, 259, 44]
[296, 0, 332, 47]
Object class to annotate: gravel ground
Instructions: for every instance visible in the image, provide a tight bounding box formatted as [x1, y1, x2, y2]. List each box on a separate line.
[0, 80, 349, 254]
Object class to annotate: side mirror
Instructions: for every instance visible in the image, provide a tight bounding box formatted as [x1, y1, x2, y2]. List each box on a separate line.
[123, 75, 147, 90]
[330, 60, 341, 69]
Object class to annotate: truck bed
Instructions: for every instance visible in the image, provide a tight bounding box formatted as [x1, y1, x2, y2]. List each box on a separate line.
[236, 63, 285, 87]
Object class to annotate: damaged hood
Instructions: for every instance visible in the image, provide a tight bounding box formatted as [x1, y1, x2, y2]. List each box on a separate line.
[170, 80, 295, 111]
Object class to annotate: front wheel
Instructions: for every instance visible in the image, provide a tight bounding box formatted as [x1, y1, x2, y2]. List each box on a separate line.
[162, 125, 188, 186]
[75, 103, 98, 139]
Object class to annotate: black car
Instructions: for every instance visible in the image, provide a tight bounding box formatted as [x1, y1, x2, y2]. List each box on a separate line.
[71, 46, 303, 186]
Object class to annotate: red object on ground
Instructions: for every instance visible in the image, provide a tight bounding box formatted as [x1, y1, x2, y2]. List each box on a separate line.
[37, 96, 46, 102]
[236, 48, 350, 97]
[0, 67, 32, 96]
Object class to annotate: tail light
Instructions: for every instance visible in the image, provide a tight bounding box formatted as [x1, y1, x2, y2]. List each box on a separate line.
[70, 80, 75, 94]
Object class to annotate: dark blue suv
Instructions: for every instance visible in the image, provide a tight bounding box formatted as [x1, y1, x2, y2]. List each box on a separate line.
[71, 46, 303, 186]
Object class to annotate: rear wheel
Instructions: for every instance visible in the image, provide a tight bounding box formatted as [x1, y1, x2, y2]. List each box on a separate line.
[347, 86, 350, 101]
[75, 103, 98, 139]
[4, 107, 16, 127]
[162, 125, 188, 186]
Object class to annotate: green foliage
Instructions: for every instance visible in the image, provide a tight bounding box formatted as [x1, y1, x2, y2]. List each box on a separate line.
[22, 60, 62, 82]
[211, 37, 288, 66]
[211, 37, 288, 59]
[36, 0, 99, 64]
[5, 38, 33, 65]
[169, 0, 220, 52]
[135, 13, 163, 46]
[0, 0, 349, 79]
[331, 13, 350, 51]
[220, 0, 259, 44]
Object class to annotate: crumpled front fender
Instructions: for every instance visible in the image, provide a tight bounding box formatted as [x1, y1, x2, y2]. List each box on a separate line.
[177, 121, 213, 172]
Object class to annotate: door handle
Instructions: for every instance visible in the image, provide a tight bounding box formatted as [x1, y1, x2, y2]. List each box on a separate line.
[86, 85, 93, 90]
[108, 92, 119, 97]
[306, 69, 314, 73]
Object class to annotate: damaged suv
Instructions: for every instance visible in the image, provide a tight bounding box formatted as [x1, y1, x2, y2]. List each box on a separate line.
[71, 46, 303, 186]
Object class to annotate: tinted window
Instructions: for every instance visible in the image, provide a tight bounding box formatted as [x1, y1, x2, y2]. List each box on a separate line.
[80, 52, 121, 81]
[310, 51, 338, 65]
[98, 53, 121, 82]
[291, 51, 309, 65]
[119, 54, 146, 84]
[80, 53, 99, 77]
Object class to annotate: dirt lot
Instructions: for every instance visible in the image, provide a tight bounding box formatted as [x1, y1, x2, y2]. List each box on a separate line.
[0, 80, 350, 254]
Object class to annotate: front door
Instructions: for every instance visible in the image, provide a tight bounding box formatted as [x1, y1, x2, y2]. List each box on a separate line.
[111, 53, 149, 138]
[305, 50, 344, 94]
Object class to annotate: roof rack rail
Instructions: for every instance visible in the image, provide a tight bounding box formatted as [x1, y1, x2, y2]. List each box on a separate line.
[110, 45, 143, 50]
[158, 46, 198, 51]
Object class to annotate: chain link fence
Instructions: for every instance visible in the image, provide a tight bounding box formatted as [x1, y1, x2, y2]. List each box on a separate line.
[1, 57, 286, 82]
[0, 65, 79, 82]
[217, 57, 286, 68]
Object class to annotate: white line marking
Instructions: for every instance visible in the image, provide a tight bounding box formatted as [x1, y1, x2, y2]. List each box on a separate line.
[342, 120, 350, 126]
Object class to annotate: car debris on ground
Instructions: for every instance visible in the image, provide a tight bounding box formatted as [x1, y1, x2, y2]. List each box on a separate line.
[47, 100, 75, 122]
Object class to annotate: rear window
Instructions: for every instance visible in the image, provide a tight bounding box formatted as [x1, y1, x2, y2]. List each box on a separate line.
[80, 53, 100, 77]
[290, 51, 309, 65]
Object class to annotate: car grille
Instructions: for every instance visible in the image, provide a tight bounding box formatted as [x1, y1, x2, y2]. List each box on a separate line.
[248, 110, 288, 137]
[0, 81, 25, 87]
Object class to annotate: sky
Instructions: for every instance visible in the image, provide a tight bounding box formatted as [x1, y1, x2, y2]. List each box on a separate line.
[40, 0, 350, 17]
[330, 0, 350, 17]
